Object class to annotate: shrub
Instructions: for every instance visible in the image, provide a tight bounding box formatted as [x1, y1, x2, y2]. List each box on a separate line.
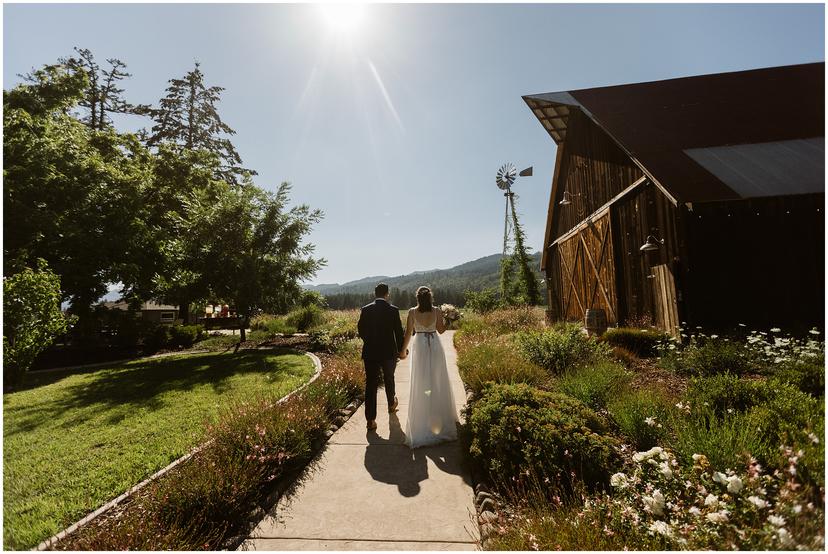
[516, 327, 611, 375]
[144, 325, 173, 352]
[457, 341, 548, 396]
[169, 325, 205, 349]
[609, 345, 639, 367]
[298, 289, 327, 309]
[482, 306, 543, 335]
[671, 409, 766, 471]
[600, 327, 668, 358]
[662, 339, 757, 377]
[555, 360, 631, 411]
[768, 358, 825, 397]
[608, 389, 673, 450]
[745, 384, 824, 487]
[467, 383, 620, 491]
[285, 305, 324, 332]
[250, 314, 297, 335]
[3, 259, 72, 385]
[464, 288, 500, 314]
[308, 330, 333, 352]
[684, 373, 771, 418]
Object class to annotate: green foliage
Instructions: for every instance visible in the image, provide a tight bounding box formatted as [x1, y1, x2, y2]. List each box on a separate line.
[250, 314, 298, 336]
[600, 327, 668, 358]
[608, 389, 674, 449]
[468, 383, 620, 491]
[661, 338, 757, 377]
[299, 290, 327, 309]
[463, 288, 500, 314]
[457, 340, 548, 396]
[285, 305, 325, 333]
[684, 373, 771, 418]
[143, 324, 205, 352]
[482, 306, 544, 335]
[767, 357, 825, 397]
[555, 360, 631, 411]
[3, 260, 72, 385]
[516, 327, 611, 375]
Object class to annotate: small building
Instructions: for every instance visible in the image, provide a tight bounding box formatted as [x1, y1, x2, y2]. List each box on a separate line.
[524, 62, 824, 334]
[99, 300, 180, 324]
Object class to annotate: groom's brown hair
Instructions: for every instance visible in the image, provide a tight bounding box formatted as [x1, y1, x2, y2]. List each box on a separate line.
[375, 283, 389, 298]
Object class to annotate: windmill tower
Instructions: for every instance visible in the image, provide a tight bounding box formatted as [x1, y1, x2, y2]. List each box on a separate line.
[495, 163, 534, 301]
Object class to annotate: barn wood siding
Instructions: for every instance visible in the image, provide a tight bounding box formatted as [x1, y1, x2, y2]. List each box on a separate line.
[610, 183, 685, 327]
[552, 110, 644, 241]
[683, 193, 824, 332]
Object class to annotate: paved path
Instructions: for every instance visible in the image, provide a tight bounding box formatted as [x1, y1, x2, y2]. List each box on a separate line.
[242, 330, 478, 551]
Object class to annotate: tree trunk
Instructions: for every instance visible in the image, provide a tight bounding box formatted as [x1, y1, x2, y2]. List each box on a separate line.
[178, 299, 190, 325]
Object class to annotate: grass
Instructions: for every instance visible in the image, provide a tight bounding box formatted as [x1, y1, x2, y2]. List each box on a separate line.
[3, 350, 315, 550]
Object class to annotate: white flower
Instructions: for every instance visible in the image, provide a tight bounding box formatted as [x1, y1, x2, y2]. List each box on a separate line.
[809, 328, 820, 335]
[713, 472, 728, 485]
[689, 506, 702, 516]
[748, 496, 768, 509]
[645, 416, 657, 427]
[643, 490, 666, 517]
[727, 475, 744, 493]
[704, 494, 719, 507]
[711, 334, 719, 339]
[777, 528, 794, 547]
[706, 510, 729, 523]
[633, 446, 664, 462]
[808, 433, 819, 444]
[770, 327, 781, 333]
[648, 520, 673, 538]
[610, 472, 629, 489]
[768, 515, 786, 527]
[658, 461, 673, 479]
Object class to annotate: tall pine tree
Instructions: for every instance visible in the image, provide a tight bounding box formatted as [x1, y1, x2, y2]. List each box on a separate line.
[147, 62, 254, 185]
[61, 47, 149, 130]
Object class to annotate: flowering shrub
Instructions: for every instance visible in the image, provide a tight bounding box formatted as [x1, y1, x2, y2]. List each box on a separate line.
[684, 373, 772, 418]
[482, 306, 544, 336]
[467, 383, 620, 491]
[660, 338, 757, 377]
[600, 327, 668, 358]
[599, 447, 824, 549]
[516, 327, 611, 375]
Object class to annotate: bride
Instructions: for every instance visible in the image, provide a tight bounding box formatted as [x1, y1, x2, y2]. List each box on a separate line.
[399, 286, 458, 448]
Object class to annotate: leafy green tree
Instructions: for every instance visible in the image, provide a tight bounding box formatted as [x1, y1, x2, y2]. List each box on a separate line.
[147, 62, 253, 184]
[180, 182, 324, 342]
[3, 260, 73, 386]
[464, 288, 500, 313]
[4, 63, 150, 314]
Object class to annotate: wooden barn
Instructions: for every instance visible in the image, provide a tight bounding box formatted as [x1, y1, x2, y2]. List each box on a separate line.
[524, 62, 824, 334]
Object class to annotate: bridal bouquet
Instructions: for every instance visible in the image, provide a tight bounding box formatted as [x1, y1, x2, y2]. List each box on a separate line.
[440, 304, 462, 328]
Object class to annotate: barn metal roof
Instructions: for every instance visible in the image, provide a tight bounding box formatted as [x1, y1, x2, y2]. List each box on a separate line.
[524, 62, 825, 203]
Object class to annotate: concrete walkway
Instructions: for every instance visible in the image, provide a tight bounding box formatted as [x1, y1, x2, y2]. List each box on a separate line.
[242, 330, 478, 550]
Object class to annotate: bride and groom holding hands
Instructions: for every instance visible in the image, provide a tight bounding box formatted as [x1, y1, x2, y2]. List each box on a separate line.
[357, 283, 458, 448]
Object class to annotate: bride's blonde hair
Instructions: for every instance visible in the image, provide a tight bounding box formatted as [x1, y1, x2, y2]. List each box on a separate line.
[416, 286, 433, 312]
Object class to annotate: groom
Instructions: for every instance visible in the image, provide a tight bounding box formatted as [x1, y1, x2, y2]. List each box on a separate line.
[357, 283, 405, 430]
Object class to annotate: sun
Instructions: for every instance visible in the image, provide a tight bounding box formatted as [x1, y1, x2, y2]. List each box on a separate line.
[318, 3, 367, 36]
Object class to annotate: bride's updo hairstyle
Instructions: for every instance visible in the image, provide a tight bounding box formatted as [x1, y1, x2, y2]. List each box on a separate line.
[416, 286, 433, 313]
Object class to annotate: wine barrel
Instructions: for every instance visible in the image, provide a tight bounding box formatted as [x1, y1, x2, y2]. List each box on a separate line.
[584, 308, 607, 337]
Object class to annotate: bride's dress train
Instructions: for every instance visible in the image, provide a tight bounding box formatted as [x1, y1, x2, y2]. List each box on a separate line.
[404, 313, 458, 448]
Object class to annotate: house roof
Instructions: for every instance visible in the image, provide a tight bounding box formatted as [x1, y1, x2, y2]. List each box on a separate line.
[99, 300, 178, 311]
[524, 62, 825, 203]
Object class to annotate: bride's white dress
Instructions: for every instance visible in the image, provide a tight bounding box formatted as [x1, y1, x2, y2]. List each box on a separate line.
[404, 309, 458, 448]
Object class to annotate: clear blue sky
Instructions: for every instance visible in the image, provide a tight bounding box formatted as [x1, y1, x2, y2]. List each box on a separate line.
[4, 3, 824, 285]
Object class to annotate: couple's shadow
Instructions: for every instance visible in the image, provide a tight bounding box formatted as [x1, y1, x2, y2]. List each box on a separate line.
[363, 413, 465, 497]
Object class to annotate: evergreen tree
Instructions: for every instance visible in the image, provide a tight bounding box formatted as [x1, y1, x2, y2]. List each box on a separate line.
[60, 47, 149, 130]
[147, 62, 254, 184]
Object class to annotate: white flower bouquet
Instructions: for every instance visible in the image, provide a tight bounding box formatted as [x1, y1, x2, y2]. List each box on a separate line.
[440, 304, 462, 328]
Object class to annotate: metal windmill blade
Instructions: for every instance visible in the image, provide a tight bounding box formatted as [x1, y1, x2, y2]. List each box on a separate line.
[495, 163, 517, 191]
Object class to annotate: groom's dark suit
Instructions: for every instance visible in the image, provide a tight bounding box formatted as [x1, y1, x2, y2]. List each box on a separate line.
[357, 298, 405, 422]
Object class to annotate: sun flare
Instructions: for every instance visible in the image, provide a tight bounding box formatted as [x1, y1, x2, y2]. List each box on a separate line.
[318, 3, 366, 36]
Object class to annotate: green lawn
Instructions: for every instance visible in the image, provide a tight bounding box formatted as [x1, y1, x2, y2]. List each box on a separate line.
[3, 350, 315, 550]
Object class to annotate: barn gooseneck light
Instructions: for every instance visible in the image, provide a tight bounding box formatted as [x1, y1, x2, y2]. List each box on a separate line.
[640, 234, 665, 252]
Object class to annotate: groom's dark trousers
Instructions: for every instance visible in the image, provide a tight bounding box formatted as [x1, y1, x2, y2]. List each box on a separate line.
[357, 298, 405, 422]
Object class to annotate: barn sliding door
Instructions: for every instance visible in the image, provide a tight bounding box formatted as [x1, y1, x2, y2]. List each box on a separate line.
[556, 211, 618, 324]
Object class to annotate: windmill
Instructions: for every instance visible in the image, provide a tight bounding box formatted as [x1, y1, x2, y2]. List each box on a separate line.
[495, 163, 538, 303]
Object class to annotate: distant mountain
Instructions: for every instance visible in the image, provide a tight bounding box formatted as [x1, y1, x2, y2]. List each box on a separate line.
[304, 252, 544, 301]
